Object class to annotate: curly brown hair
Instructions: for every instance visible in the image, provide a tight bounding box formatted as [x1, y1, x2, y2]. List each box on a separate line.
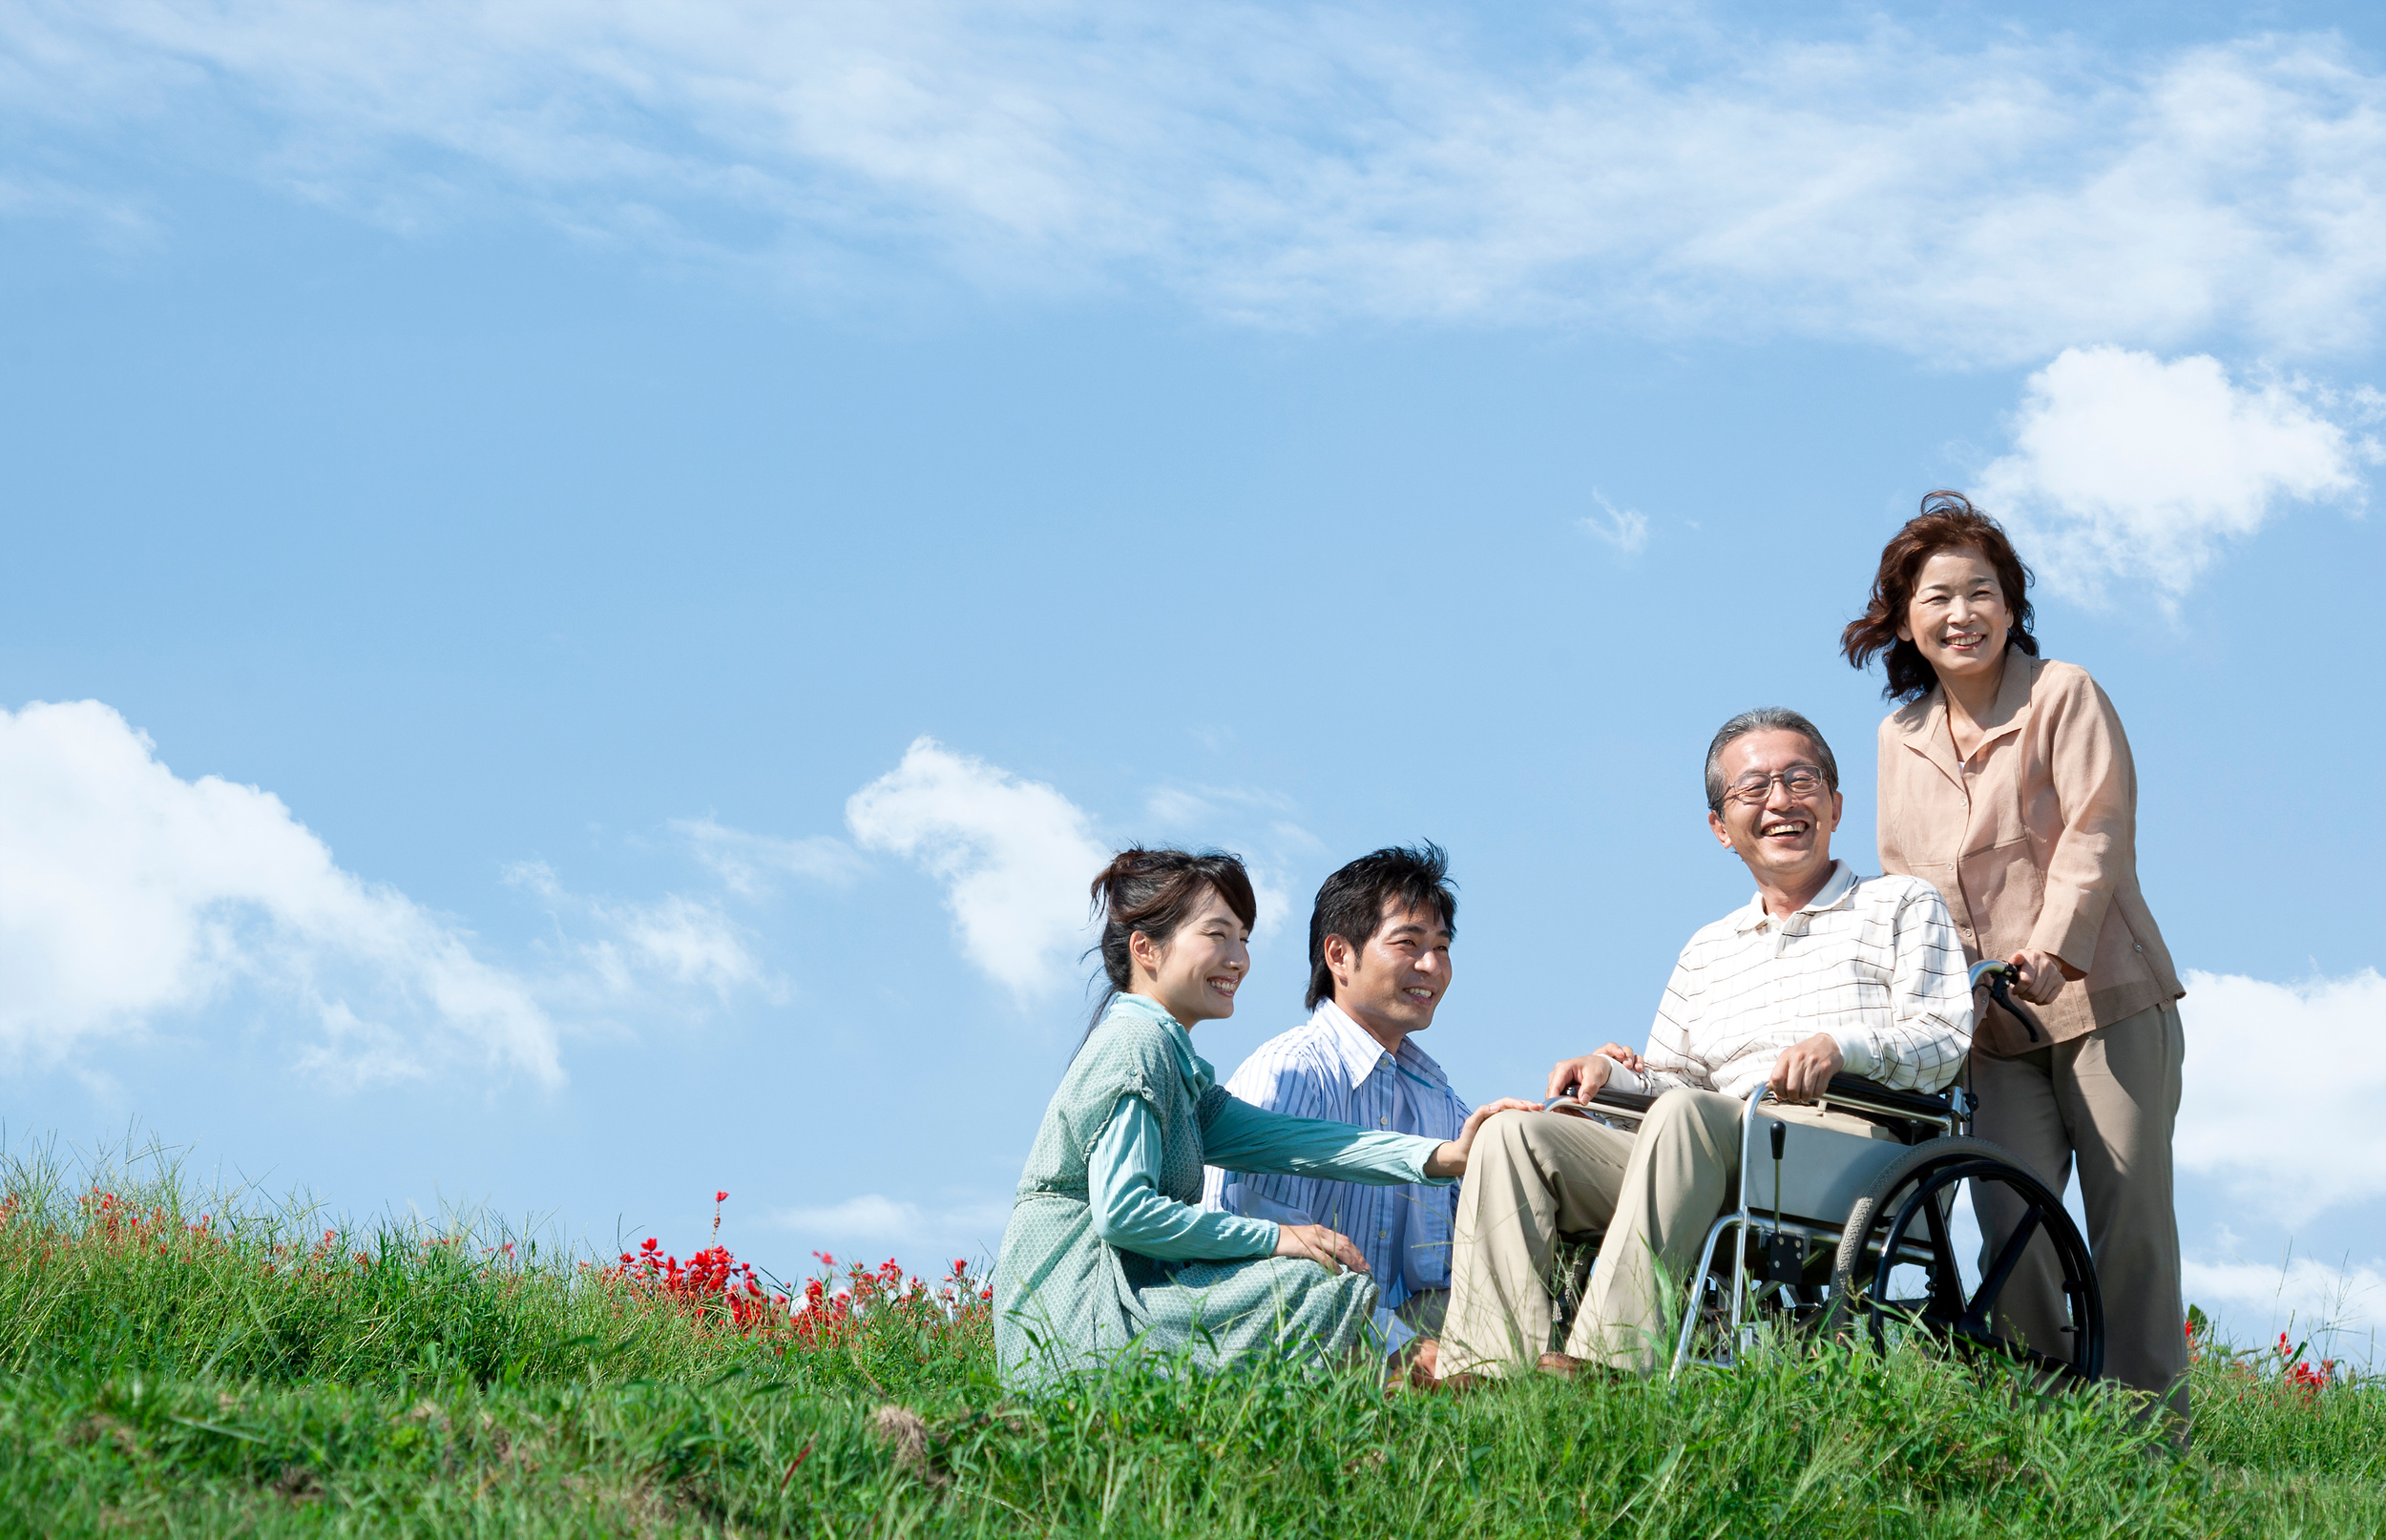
[1841, 491, 2040, 702]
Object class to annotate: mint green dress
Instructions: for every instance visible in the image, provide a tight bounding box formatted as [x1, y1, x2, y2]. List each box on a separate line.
[993, 994, 1447, 1390]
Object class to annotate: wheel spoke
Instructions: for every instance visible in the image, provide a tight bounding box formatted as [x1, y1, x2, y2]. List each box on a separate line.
[1963, 1207, 2042, 1334]
[1909, 1313, 2093, 1384]
[1917, 1189, 1966, 1321]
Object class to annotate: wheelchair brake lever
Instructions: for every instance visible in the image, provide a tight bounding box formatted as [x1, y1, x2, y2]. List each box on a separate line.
[1967, 959, 2044, 1042]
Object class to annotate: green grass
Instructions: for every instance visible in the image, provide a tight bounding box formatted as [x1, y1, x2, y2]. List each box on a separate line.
[3, 1138, 2379, 1537]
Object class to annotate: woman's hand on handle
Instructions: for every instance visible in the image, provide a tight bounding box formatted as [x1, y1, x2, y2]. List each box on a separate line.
[1423, 1097, 1542, 1177]
[1273, 1222, 1368, 1275]
[2008, 947, 2083, 1007]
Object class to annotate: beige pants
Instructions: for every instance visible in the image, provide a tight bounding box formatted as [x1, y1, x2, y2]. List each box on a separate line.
[1438, 1091, 1892, 1377]
[1971, 1000, 2188, 1422]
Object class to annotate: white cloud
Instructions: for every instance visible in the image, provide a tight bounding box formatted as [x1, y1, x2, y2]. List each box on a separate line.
[607, 894, 764, 996]
[1144, 787, 1218, 828]
[1141, 782, 1295, 831]
[2184, 1252, 2386, 1360]
[846, 737, 1108, 996]
[1246, 865, 1294, 947]
[2177, 968, 2386, 1223]
[1979, 347, 2368, 606]
[1582, 489, 1649, 554]
[503, 861, 775, 1003]
[0, 699, 561, 1086]
[12, 9, 2386, 359]
[766, 1190, 1014, 1267]
[671, 815, 862, 899]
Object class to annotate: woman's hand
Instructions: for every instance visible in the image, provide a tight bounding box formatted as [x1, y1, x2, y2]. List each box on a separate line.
[1544, 1045, 1643, 1101]
[2008, 947, 2084, 1006]
[1274, 1222, 1368, 1275]
[1424, 1097, 1541, 1177]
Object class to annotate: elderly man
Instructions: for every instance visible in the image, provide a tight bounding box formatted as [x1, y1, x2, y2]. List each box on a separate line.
[1433, 708, 1975, 1381]
[1204, 844, 1482, 1354]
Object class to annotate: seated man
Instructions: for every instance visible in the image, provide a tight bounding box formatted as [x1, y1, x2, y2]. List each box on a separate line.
[1434, 708, 1974, 1381]
[1203, 844, 1478, 1354]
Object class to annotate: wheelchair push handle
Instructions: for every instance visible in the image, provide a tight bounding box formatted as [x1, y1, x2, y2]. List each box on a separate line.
[1968, 958, 2045, 1042]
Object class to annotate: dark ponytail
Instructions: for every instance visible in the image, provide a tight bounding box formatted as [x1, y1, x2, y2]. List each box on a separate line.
[1078, 847, 1258, 1052]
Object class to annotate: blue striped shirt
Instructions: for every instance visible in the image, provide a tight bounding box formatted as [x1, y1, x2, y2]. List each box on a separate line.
[1202, 1002, 1472, 1324]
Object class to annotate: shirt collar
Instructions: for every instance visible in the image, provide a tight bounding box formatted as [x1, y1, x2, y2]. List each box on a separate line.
[1308, 999, 1445, 1092]
[1979, 649, 2041, 746]
[1894, 648, 2042, 775]
[1108, 992, 1217, 1092]
[1733, 860, 1857, 933]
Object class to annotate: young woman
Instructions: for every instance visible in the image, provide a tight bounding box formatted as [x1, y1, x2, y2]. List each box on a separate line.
[991, 847, 1528, 1391]
[1843, 492, 2188, 1424]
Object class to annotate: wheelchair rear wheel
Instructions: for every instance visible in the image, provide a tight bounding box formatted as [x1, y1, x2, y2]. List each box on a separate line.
[1824, 1136, 2103, 1385]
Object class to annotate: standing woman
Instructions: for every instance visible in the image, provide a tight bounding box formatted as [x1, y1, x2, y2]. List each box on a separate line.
[992, 847, 1524, 1392]
[1842, 492, 2188, 1424]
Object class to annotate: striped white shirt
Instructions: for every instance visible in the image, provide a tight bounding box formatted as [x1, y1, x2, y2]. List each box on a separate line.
[1643, 862, 1973, 1098]
[1202, 1001, 1470, 1312]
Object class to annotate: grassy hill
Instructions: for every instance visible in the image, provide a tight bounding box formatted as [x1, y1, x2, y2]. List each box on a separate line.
[2, 1140, 2377, 1537]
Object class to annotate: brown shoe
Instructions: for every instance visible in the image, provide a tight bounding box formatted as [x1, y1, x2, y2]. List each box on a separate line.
[1537, 1351, 1586, 1380]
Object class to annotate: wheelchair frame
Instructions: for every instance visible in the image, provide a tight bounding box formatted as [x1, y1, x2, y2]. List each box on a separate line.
[1549, 1056, 2103, 1384]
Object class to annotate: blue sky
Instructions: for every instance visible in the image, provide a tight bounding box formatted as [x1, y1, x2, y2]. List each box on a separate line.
[5, 1, 2384, 1351]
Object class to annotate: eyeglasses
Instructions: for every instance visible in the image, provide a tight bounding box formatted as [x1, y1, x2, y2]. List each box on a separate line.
[1722, 765, 1831, 806]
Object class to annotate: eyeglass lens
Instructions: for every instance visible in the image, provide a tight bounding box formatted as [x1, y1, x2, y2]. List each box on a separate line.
[1728, 766, 1825, 801]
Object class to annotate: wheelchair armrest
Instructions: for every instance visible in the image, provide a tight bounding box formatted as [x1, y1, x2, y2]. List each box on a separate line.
[1824, 1073, 1955, 1120]
[1588, 1085, 1659, 1115]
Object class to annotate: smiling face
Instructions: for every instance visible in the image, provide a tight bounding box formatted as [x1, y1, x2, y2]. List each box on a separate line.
[1897, 547, 2013, 690]
[1324, 900, 1454, 1046]
[1707, 727, 1843, 905]
[1128, 884, 1250, 1026]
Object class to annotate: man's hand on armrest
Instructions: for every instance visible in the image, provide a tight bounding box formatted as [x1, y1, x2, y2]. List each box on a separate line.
[1422, 1098, 1542, 1177]
[1769, 1033, 1844, 1103]
[1545, 1045, 1645, 1102]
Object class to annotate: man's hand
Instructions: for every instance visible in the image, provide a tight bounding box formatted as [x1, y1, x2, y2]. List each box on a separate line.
[1273, 1222, 1368, 1275]
[1423, 1097, 1541, 1177]
[1545, 1045, 1644, 1102]
[1768, 1033, 1844, 1103]
[2008, 947, 2083, 1007]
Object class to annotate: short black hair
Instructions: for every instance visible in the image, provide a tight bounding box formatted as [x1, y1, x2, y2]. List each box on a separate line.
[1306, 843, 1457, 1010]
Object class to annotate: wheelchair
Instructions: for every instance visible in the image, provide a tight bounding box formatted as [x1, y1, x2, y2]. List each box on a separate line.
[1543, 961, 2104, 1385]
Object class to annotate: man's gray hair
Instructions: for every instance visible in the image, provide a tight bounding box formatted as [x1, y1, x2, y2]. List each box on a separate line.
[1704, 707, 1840, 813]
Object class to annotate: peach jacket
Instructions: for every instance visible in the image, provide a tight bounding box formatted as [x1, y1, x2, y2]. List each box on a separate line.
[1875, 652, 2184, 1058]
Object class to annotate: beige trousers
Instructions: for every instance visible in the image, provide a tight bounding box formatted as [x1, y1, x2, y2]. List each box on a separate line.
[1971, 1000, 2188, 1421]
[1438, 1091, 1891, 1377]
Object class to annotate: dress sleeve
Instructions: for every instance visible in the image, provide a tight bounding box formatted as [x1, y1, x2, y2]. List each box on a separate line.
[1833, 885, 1974, 1091]
[1200, 1096, 1448, 1187]
[1088, 1096, 1280, 1261]
[2030, 672, 2136, 972]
